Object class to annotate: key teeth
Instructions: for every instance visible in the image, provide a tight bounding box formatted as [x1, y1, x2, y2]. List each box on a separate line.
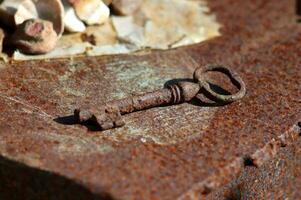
[74, 107, 125, 131]
[100, 105, 124, 130]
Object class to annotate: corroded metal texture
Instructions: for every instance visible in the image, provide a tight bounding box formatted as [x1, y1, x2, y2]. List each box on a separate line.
[208, 137, 301, 199]
[0, 0, 300, 199]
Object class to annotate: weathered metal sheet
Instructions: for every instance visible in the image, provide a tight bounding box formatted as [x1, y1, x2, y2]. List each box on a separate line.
[208, 139, 301, 199]
[0, 0, 300, 199]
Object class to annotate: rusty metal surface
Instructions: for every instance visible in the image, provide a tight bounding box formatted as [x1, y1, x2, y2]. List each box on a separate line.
[208, 137, 301, 199]
[0, 0, 300, 199]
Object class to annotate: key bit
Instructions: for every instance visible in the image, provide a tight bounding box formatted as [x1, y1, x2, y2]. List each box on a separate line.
[74, 65, 246, 131]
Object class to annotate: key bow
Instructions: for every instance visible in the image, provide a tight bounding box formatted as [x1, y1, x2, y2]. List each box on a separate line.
[194, 65, 246, 103]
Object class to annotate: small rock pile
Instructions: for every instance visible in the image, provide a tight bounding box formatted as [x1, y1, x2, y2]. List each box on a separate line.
[0, 0, 141, 54]
[0, 0, 220, 59]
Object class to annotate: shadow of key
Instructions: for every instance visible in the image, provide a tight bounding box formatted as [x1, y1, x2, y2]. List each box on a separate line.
[297, 0, 301, 22]
[54, 115, 102, 132]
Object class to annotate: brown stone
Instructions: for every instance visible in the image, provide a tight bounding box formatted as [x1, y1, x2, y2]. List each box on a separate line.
[12, 19, 58, 54]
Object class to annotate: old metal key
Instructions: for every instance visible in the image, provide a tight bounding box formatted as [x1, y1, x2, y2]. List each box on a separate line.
[74, 65, 246, 130]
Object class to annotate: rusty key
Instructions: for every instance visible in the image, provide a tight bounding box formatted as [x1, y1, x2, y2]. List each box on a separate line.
[74, 65, 246, 131]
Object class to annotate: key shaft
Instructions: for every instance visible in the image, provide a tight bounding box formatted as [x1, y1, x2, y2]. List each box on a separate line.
[111, 82, 200, 114]
[75, 82, 200, 130]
